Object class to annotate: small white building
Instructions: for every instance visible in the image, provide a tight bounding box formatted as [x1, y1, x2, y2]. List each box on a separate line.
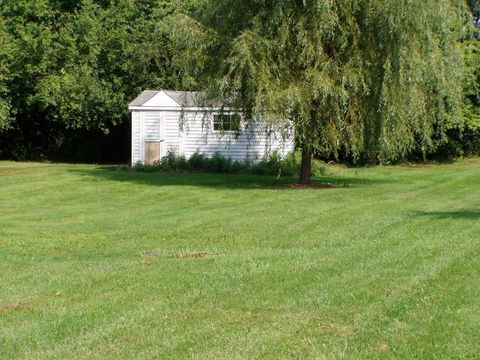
[128, 90, 294, 165]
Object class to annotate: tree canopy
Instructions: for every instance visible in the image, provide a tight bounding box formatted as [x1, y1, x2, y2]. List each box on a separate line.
[0, 0, 478, 169]
[0, 0, 202, 160]
[179, 0, 466, 182]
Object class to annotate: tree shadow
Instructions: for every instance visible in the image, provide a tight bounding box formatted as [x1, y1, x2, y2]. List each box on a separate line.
[69, 166, 399, 190]
[412, 210, 480, 220]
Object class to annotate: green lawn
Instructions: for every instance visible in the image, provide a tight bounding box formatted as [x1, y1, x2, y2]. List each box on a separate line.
[0, 159, 479, 359]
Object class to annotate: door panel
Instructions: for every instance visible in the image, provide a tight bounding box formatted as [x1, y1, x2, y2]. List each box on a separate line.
[144, 141, 160, 165]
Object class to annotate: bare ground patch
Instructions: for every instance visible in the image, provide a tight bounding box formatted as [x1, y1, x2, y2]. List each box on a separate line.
[271, 183, 342, 189]
[0, 297, 34, 313]
[141, 251, 218, 259]
[373, 343, 389, 351]
[0, 169, 12, 176]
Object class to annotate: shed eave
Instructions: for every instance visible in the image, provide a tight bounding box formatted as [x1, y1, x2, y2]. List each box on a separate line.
[128, 106, 232, 112]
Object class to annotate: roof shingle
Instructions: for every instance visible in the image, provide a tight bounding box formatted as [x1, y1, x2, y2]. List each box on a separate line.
[129, 90, 203, 107]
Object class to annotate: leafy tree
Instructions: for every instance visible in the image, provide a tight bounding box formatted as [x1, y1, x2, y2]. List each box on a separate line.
[451, 2, 480, 156]
[0, 0, 57, 158]
[0, 0, 202, 160]
[33, 0, 125, 132]
[0, 23, 14, 131]
[179, 0, 464, 183]
[467, 0, 479, 19]
[460, 36, 480, 153]
[0, 0, 471, 166]
[436, 1, 480, 158]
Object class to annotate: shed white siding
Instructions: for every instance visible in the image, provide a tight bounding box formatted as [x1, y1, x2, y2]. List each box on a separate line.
[131, 111, 141, 164]
[180, 112, 291, 162]
[143, 112, 161, 141]
[164, 111, 181, 155]
[129, 90, 294, 165]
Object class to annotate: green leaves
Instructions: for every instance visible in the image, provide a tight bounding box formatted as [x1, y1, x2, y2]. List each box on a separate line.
[0, 0, 202, 158]
[183, 0, 466, 164]
[0, 0, 476, 161]
[35, 66, 125, 133]
[0, 24, 14, 131]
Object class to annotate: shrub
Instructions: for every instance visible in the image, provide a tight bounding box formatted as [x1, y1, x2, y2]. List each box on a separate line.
[251, 152, 289, 176]
[159, 150, 187, 171]
[133, 151, 330, 178]
[133, 161, 158, 173]
[187, 152, 208, 171]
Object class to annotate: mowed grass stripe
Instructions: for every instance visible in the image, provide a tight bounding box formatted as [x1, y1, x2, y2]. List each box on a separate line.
[0, 159, 479, 359]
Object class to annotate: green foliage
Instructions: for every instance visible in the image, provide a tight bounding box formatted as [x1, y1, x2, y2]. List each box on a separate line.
[0, 24, 13, 131]
[35, 66, 126, 132]
[0, 0, 476, 164]
[249, 153, 297, 177]
[435, 9, 480, 159]
[0, 0, 202, 159]
[467, 0, 479, 19]
[134, 151, 246, 174]
[457, 33, 480, 154]
[249, 152, 329, 177]
[179, 0, 465, 168]
[133, 150, 329, 177]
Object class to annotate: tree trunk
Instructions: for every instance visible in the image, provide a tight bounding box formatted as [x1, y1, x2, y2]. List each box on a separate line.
[299, 147, 312, 185]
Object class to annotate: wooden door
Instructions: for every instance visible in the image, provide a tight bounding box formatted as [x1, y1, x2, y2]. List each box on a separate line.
[144, 141, 160, 165]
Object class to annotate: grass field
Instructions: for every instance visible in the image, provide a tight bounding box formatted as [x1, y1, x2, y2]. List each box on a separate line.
[0, 159, 479, 359]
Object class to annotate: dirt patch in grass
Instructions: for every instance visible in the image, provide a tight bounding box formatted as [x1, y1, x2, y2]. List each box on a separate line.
[373, 343, 389, 351]
[271, 183, 341, 189]
[142, 251, 218, 259]
[0, 298, 34, 312]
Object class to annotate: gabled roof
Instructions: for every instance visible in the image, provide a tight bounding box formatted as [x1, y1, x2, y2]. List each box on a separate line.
[129, 90, 202, 107]
[164, 90, 202, 107]
[129, 90, 160, 106]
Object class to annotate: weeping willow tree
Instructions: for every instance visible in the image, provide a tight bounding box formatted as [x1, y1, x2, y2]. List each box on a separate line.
[176, 0, 464, 183]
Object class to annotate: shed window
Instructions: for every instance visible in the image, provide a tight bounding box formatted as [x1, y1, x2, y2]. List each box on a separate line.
[213, 114, 241, 132]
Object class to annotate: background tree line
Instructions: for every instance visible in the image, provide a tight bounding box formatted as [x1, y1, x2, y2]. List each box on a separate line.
[0, 0, 478, 164]
[0, 0, 201, 162]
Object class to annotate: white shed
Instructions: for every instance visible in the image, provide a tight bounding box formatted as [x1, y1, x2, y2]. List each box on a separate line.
[128, 90, 294, 165]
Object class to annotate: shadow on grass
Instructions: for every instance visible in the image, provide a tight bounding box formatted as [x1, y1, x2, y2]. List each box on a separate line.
[69, 166, 398, 190]
[413, 210, 480, 220]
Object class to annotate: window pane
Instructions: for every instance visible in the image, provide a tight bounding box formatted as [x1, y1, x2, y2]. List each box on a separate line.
[230, 115, 240, 131]
[213, 114, 240, 131]
[213, 115, 221, 130]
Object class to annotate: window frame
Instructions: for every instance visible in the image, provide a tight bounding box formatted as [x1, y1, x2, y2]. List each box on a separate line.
[212, 113, 242, 133]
